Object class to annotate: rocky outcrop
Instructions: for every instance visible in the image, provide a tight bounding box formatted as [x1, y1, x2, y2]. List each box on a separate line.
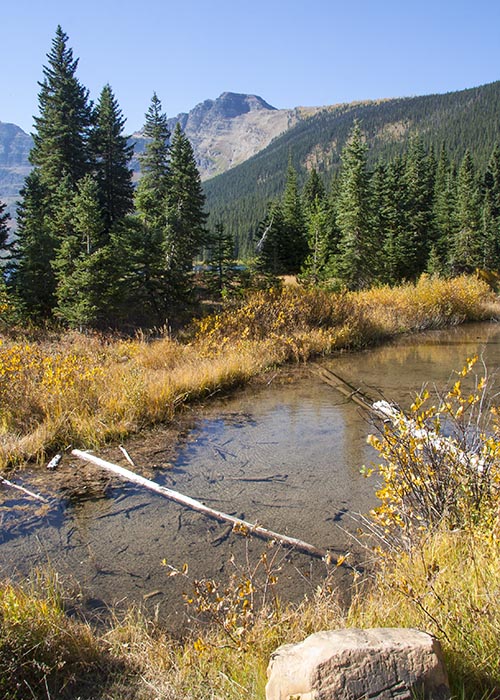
[266, 628, 450, 700]
[1, 92, 305, 212]
[0, 122, 33, 214]
[127, 92, 308, 183]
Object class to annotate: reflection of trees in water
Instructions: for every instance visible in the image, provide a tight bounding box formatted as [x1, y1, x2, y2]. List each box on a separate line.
[325, 323, 500, 412]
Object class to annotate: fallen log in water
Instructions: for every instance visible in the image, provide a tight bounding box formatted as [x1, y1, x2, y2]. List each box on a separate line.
[0, 475, 48, 503]
[312, 365, 388, 418]
[70, 449, 329, 561]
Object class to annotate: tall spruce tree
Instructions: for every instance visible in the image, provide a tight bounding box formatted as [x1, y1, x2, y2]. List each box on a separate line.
[91, 84, 134, 237]
[281, 159, 308, 273]
[302, 195, 331, 282]
[432, 145, 458, 274]
[13, 27, 92, 318]
[135, 93, 170, 228]
[164, 122, 208, 301]
[451, 150, 483, 272]
[401, 135, 435, 279]
[482, 144, 500, 270]
[371, 162, 393, 283]
[335, 121, 373, 289]
[301, 169, 330, 281]
[133, 94, 172, 321]
[30, 26, 92, 192]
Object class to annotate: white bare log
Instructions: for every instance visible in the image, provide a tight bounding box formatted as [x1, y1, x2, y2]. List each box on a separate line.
[71, 449, 329, 560]
[0, 475, 48, 503]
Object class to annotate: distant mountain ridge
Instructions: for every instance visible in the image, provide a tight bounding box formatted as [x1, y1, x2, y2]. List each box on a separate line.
[2, 81, 500, 239]
[0, 121, 33, 219]
[204, 80, 500, 254]
[131, 91, 318, 180]
[0, 91, 313, 218]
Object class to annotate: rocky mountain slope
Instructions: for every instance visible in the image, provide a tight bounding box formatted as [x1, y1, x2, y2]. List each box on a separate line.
[205, 80, 500, 253]
[131, 91, 318, 180]
[0, 121, 33, 218]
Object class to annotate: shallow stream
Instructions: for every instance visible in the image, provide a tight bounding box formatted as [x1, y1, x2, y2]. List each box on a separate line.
[1, 321, 499, 626]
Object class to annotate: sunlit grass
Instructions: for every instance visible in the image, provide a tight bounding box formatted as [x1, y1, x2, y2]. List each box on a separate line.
[0, 274, 498, 471]
[3, 528, 498, 699]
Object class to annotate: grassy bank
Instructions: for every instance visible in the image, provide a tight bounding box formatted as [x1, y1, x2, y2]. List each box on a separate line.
[1, 531, 498, 699]
[0, 274, 498, 471]
[0, 277, 499, 698]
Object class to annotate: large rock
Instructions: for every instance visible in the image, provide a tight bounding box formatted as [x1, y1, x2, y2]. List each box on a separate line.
[266, 628, 450, 700]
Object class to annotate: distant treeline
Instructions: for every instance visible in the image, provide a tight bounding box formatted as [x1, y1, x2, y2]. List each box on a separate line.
[1, 27, 499, 330]
[205, 81, 500, 257]
[256, 123, 500, 288]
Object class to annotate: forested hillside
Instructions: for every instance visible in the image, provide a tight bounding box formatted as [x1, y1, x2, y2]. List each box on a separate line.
[205, 81, 500, 255]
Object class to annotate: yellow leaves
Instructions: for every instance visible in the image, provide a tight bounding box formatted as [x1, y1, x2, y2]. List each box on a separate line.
[367, 356, 500, 541]
[460, 355, 478, 376]
[410, 389, 429, 413]
[193, 637, 207, 654]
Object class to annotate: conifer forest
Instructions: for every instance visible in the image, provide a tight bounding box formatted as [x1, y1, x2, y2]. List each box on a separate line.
[1, 26, 500, 330]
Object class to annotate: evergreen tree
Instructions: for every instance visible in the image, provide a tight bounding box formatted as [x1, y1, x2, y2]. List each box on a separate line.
[133, 94, 171, 321]
[432, 145, 458, 274]
[91, 84, 134, 237]
[280, 159, 309, 273]
[14, 27, 92, 318]
[482, 144, 500, 270]
[302, 167, 326, 209]
[335, 121, 373, 289]
[383, 156, 415, 282]
[256, 199, 286, 275]
[52, 175, 120, 328]
[301, 194, 331, 282]
[164, 122, 208, 300]
[401, 135, 435, 279]
[30, 26, 92, 192]
[206, 222, 235, 293]
[300, 169, 330, 281]
[371, 161, 394, 283]
[135, 93, 170, 228]
[0, 200, 10, 252]
[10, 171, 56, 317]
[451, 150, 483, 272]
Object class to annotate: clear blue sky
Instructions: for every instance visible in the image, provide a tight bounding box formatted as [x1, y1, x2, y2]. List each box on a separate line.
[1, 0, 499, 134]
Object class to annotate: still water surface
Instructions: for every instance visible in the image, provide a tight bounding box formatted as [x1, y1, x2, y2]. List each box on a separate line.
[1, 322, 499, 623]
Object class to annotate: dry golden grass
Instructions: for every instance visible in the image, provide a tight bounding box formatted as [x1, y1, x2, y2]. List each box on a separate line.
[0, 274, 498, 471]
[3, 529, 498, 699]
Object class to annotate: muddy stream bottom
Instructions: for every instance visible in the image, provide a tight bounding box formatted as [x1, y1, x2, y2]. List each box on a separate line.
[1, 322, 499, 630]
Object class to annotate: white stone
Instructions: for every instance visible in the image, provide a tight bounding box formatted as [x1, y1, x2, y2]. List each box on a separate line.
[266, 627, 450, 700]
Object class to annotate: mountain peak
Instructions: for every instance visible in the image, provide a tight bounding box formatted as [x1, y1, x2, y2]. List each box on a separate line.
[173, 92, 277, 132]
[215, 92, 277, 116]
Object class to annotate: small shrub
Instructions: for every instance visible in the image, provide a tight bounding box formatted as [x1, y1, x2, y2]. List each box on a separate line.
[366, 356, 500, 546]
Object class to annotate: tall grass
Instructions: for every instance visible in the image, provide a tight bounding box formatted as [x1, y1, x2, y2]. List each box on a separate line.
[1, 274, 497, 471]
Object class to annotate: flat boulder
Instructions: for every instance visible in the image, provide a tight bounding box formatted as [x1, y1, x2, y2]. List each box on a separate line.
[266, 627, 450, 700]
